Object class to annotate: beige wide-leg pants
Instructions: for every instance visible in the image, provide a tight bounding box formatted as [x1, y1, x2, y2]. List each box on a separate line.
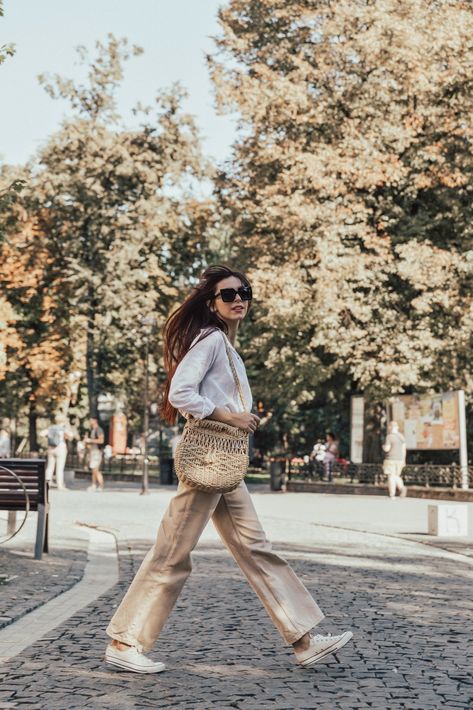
[106, 481, 324, 651]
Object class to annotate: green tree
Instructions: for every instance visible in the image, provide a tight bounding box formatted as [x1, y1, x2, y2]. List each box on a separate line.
[0, 2, 24, 242]
[211, 0, 473, 452]
[0, 211, 73, 449]
[32, 35, 213, 415]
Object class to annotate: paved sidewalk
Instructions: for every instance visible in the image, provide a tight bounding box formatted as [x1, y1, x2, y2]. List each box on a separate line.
[0, 484, 472, 708]
[0, 545, 88, 630]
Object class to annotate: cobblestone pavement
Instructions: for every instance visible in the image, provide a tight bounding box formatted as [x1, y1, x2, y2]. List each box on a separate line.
[1, 519, 472, 709]
[0, 545, 87, 630]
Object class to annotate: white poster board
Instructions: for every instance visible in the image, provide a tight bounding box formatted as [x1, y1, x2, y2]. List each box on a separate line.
[351, 391, 469, 489]
[350, 396, 364, 464]
[387, 391, 468, 490]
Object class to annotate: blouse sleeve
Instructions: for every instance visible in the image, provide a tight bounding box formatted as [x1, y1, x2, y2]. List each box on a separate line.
[168, 331, 220, 419]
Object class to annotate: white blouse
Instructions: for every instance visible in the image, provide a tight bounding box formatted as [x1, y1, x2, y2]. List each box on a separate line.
[168, 329, 253, 419]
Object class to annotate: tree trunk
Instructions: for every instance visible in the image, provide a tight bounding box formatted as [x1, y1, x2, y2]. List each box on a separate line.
[28, 399, 38, 453]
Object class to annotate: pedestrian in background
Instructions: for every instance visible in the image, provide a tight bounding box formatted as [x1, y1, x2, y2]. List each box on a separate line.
[383, 421, 407, 499]
[41, 413, 71, 490]
[309, 439, 325, 479]
[84, 416, 105, 491]
[0, 418, 11, 458]
[323, 432, 339, 482]
[105, 264, 352, 674]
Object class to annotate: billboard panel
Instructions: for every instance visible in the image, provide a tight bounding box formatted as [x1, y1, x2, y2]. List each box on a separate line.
[387, 392, 460, 450]
[350, 396, 364, 463]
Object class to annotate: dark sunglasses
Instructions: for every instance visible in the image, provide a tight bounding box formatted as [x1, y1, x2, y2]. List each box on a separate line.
[214, 286, 253, 303]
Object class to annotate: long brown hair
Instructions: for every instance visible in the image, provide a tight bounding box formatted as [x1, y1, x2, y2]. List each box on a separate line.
[160, 265, 251, 424]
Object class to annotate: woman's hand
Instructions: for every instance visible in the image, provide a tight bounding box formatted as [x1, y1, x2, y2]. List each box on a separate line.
[209, 407, 260, 433]
[227, 411, 261, 433]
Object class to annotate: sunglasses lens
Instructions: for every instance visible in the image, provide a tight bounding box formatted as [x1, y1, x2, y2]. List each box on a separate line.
[239, 287, 252, 301]
[220, 289, 236, 302]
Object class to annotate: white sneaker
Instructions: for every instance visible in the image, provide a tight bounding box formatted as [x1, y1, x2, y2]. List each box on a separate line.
[295, 631, 353, 667]
[105, 644, 166, 674]
[87, 484, 97, 492]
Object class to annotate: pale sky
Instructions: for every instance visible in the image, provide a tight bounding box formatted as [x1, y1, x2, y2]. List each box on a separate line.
[0, 0, 237, 166]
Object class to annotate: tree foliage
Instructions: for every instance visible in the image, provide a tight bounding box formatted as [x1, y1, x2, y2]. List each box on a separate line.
[0, 1, 14, 66]
[0, 207, 73, 448]
[0, 2, 24, 241]
[3, 5, 473, 457]
[211, 0, 473, 450]
[1, 35, 213, 443]
[32, 35, 213, 415]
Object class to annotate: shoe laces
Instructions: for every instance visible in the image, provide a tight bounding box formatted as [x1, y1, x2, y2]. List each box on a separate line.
[310, 632, 333, 642]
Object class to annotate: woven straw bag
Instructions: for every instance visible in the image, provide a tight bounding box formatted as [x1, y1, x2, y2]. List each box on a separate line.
[174, 332, 249, 494]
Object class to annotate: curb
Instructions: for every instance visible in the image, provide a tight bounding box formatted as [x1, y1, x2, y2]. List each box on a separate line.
[0, 549, 87, 632]
[286, 480, 473, 501]
[0, 528, 119, 663]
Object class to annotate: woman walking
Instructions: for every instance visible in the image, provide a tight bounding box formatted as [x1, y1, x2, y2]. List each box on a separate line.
[105, 265, 352, 673]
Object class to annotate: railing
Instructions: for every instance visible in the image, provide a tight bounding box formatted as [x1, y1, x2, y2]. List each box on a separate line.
[66, 452, 167, 477]
[14, 449, 473, 489]
[286, 459, 473, 488]
[14, 450, 169, 478]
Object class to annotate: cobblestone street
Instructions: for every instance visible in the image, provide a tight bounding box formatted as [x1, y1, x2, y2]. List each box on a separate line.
[0, 546, 88, 630]
[1, 486, 472, 709]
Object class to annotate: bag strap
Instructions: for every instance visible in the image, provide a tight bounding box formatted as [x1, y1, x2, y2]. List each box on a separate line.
[221, 332, 248, 412]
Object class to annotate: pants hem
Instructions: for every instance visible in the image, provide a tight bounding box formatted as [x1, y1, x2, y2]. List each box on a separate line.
[285, 611, 325, 645]
[105, 629, 143, 653]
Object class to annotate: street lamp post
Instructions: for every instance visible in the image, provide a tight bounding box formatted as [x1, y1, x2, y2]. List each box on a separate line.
[140, 315, 156, 495]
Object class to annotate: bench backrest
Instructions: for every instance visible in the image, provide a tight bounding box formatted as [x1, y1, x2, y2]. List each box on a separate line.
[0, 459, 47, 511]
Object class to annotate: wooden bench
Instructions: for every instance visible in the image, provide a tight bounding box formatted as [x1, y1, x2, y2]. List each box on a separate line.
[0, 459, 49, 560]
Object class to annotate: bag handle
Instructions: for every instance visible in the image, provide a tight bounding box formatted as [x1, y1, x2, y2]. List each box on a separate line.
[221, 332, 248, 413]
